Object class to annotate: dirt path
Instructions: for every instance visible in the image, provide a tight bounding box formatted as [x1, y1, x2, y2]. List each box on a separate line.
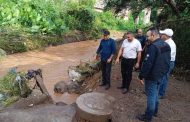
[96, 64, 190, 122]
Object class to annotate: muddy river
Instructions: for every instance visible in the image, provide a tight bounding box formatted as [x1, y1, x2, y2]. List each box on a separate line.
[0, 40, 99, 104]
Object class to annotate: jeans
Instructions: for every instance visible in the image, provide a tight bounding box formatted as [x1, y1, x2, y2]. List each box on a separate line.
[145, 78, 161, 121]
[101, 60, 112, 85]
[159, 61, 175, 97]
[121, 58, 135, 89]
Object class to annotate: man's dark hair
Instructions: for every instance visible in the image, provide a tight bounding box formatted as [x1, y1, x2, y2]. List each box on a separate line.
[103, 30, 110, 35]
[148, 27, 159, 35]
[136, 28, 142, 33]
[126, 31, 134, 36]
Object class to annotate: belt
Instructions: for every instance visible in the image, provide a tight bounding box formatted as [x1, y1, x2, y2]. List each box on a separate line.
[122, 57, 135, 60]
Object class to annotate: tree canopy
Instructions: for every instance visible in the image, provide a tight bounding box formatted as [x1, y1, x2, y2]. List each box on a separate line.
[105, 0, 190, 24]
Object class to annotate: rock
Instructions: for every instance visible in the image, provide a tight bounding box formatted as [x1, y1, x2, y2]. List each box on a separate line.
[7, 94, 53, 109]
[31, 89, 43, 96]
[67, 82, 81, 94]
[68, 68, 81, 82]
[76, 92, 115, 122]
[56, 102, 67, 106]
[0, 104, 76, 122]
[54, 81, 68, 94]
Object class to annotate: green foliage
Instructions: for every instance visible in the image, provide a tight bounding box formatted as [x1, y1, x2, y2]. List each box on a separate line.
[79, 0, 96, 8]
[0, 72, 19, 96]
[1, 96, 19, 107]
[0, 0, 146, 54]
[0, 71, 31, 107]
[0, 0, 65, 34]
[65, 7, 95, 32]
[95, 11, 144, 31]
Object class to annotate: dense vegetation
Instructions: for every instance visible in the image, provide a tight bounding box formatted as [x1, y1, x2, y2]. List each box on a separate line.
[0, 0, 145, 54]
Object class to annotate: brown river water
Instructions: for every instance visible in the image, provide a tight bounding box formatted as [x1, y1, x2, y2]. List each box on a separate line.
[0, 40, 99, 104]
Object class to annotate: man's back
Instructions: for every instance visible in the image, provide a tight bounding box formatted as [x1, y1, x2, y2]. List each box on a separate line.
[140, 38, 171, 81]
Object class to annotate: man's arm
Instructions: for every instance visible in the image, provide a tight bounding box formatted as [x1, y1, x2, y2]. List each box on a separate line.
[115, 47, 123, 63]
[107, 40, 116, 63]
[95, 40, 102, 60]
[138, 45, 157, 80]
[135, 51, 142, 68]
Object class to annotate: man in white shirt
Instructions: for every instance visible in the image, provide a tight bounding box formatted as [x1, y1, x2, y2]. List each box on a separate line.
[159, 28, 176, 98]
[116, 32, 142, 94]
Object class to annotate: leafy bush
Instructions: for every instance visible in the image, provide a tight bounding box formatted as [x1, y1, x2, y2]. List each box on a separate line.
[65, 7, 95, 32]
[0, 72, 19, 96]
[0, 0, 147, 54]
[0, 0, 66, 34]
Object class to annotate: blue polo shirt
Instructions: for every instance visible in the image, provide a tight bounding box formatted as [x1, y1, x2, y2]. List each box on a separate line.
[96, 38, 116, 61]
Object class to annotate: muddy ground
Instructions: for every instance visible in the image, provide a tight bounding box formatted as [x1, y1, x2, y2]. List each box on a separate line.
[96, 64, 190, 122]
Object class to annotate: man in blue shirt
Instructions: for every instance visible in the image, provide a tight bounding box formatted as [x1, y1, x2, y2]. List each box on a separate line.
[95, 30, 116, 90]
[137, 27, 171, 122]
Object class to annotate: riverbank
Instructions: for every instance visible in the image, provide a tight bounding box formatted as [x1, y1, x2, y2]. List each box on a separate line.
[0, 31, 124, 104]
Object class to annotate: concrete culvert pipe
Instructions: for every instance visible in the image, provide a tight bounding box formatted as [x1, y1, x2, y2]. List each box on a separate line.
[76, 92, 115, 122]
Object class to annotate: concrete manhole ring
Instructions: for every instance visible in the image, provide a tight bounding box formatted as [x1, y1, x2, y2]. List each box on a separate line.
[76, 92, 115, 121]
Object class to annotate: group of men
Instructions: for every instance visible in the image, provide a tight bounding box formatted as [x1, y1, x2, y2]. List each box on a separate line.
[95, 27, 176, 122]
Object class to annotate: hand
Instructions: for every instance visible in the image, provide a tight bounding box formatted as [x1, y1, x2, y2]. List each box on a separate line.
[94, 54, 99, 61]
[115, 58, 120, 64]
[137, 76, 144, 85]
[107, 58, 112, 63]
[135, 63, 140, 69]
[139, 79, 144, 85]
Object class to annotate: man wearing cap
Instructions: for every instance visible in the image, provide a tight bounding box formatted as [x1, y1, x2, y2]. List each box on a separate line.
[159, 28, 176, 99]
[95, 30, 116, 90]
[116, 32, 142, 94]
[137, 27, 171, 122]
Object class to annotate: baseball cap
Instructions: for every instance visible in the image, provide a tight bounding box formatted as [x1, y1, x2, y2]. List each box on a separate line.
[159, 28, 173, 37]
[103, 30, 110, 36]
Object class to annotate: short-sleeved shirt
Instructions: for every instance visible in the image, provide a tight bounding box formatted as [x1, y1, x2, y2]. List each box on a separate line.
[121, 38, 142, 59]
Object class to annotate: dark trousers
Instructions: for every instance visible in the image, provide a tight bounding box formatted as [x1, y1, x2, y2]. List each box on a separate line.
[101, 60, 112, 85]
[121, 58, 135, 89]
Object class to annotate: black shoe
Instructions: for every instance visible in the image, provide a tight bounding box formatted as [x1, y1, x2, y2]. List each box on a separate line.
[122, 88, 128, 94]
[99, 83, 106, 86]
[105, 84, 110, 90]
[136, 114, 151, 122]
[117, 86, 125, 89]
[153, 113, 158, 117]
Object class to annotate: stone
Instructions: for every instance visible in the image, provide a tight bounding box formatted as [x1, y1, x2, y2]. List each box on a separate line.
[54, 81, 68, 94]
[76, 92, 115, 122]
[68, 68, 81, 82]
[0, 104, 76, 122]
[8, 94, 53, 109]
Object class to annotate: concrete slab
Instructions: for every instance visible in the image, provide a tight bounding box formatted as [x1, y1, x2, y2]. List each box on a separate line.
[0, 104, 76, 122]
